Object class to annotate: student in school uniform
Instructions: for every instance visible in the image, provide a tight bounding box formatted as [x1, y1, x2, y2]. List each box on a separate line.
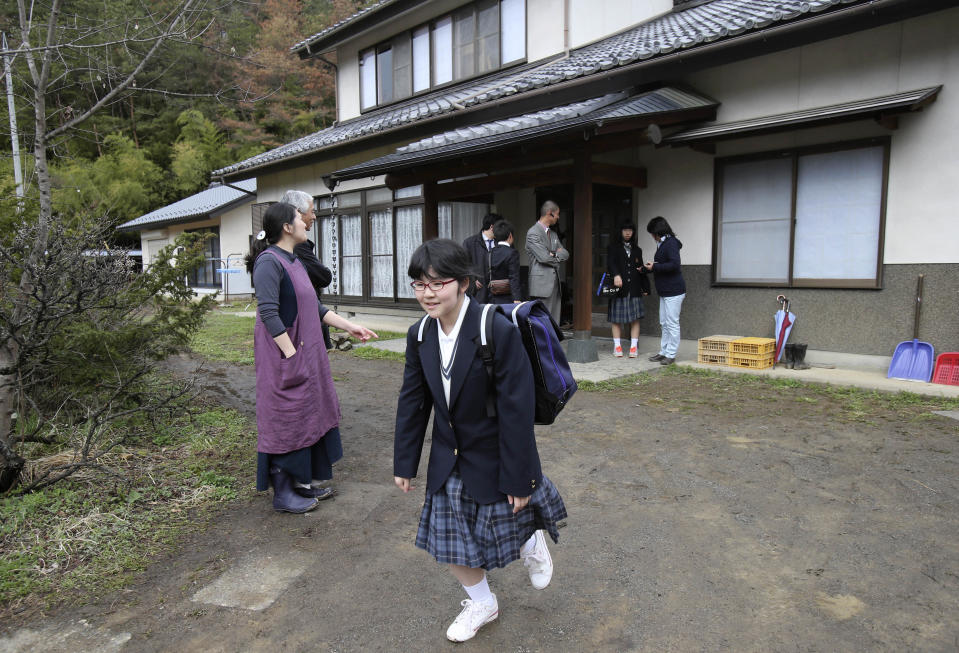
[606, 220, 650, 358]
[487, 219, 523, 305]
[393, 239, 567, 643]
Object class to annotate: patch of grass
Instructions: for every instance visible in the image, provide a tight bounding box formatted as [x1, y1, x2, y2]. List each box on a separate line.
[217, 298, 256, 311]
[332, 328, 406, 342]
[349, 347, 406, 363]
[190, 314, 407, 367]
[0, 403, 255, 618]
[579, 372, 655, 392]
[190, 311, 255, 365]
[590, 364, 959, 422]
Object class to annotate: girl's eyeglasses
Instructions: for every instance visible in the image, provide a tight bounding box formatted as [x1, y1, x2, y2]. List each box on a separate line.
[410, 279, 458, 292]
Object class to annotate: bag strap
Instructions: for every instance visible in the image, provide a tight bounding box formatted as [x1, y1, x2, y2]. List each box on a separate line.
[478, 304, 498, 419]
[510, 301, 528, 327]
[416, 314, 432, 343]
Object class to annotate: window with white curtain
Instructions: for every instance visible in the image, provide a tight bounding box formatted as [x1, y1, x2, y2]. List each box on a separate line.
[717, 157, 792, 283]
[316, 188, 425, 302]
[361, 0, 526, 110]
[432, 16, 453, 86]
[715, 140, 887, 288]
[359, 49, 376, 111]
[793, 147, 883, 281]
[438, 201, 490, 243]
[370, 209, 394, 297]
[396, 206, 423, 298]
[320, 215, 339, 295]
[412, 26, 430, 93]
[500, 0, 525, 64]
[340, 214, 363, 296]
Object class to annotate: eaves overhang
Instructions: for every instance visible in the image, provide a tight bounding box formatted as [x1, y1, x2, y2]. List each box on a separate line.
[664, 86, 942, 145]
[326, 86, 718, 186]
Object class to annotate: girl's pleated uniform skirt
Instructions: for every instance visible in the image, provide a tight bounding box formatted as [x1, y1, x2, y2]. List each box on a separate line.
[416, 470, 567, 570]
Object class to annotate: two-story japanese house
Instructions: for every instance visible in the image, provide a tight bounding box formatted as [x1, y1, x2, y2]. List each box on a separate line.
[204, 0, 958, 361]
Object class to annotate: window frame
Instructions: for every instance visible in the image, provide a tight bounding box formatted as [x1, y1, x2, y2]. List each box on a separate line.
[184, 226, 222, 289]
[712, 137, 890, 290]
[315, 186, 425, 305]
[358, 0, 527, 113]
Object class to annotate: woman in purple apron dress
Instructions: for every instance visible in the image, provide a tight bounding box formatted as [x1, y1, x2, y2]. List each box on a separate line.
[245, 203, 377, 513]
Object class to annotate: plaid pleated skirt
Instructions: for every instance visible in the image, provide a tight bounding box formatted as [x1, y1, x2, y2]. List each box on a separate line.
[607, 295, 645, 323]
[415, 470, 567, 570]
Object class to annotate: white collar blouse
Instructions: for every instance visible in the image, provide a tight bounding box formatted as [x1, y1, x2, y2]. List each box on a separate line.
[437, 295, 471, 407]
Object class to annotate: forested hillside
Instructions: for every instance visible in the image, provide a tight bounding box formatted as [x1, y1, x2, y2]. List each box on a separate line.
[0, 0, 363, 230]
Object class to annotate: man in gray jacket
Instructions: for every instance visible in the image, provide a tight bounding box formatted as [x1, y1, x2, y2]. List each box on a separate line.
[525, 200, 569, 323]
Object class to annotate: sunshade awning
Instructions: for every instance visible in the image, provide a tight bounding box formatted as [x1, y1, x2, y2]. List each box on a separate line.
[664, 86, 941, 145]
[326, 86, 718, 186]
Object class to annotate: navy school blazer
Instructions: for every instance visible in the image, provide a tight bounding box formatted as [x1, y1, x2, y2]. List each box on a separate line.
[394, 300, 542, 504]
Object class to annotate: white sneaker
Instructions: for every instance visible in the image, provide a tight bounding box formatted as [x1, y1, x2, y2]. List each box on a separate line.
[446, 596, 499, 642]
[521, 530, 554, 590]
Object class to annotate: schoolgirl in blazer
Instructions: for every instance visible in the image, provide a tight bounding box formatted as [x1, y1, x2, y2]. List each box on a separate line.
[393, 238, 567, 643]
[394, 297, 540, 502]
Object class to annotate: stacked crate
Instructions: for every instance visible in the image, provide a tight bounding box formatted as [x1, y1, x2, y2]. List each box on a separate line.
[697, 335, 741, 365]
[729, 337, 776, 369]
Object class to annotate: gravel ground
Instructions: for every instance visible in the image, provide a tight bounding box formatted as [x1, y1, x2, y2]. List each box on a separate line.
[4, 352, 958, 653]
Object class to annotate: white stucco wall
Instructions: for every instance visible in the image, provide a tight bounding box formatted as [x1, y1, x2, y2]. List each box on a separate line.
[645, 7, 959, 266]
[567, 0, 670, 49]
[134, 200, 256, 298]
[216, 201, 255, 296]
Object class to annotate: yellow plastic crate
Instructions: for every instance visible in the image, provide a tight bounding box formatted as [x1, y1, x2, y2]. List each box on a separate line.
[698, 335, 741, 352]
[697, 350, 729, 365]
[731, 337, 776, 356]
[729, 353, 775, 369]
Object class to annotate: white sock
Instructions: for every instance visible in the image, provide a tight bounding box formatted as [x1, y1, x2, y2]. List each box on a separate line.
[294, 481, 311, 489]
[310, 479, 326, 487]
[630, 338, 638, 349]
[463, 576, 494, 604]
[613, 338, 622, 348]
[520, 532, 538, 557]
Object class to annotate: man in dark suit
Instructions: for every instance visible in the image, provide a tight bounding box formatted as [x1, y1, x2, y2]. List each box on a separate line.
[461, 214, 499, 304]
[282, 189, 333, 349]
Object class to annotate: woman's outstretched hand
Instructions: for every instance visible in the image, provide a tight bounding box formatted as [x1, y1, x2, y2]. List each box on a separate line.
[346, 323, 378, 342]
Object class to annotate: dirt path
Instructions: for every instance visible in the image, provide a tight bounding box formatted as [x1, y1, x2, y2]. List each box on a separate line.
[4, 353, 959, 652]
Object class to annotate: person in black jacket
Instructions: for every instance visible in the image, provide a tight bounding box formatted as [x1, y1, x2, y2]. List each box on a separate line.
[461, 214, 499, 303]
[644, 216, 686, 365]
[282, 190, 334, 350]
[606, 221, 650, 358]
[394, 239, 567, 643]
[487, 219, 522, 305]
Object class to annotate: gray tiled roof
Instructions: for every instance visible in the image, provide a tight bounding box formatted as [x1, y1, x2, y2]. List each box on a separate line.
[331, 87, 717, 180]
[291, 0, 397, 53]
[118, 179, 256, 230]
[215, 0, 869, 178]
[396, 94, 624, 154]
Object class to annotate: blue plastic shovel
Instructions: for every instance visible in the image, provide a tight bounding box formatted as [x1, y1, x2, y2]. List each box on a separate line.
[888, 274, 935, 382]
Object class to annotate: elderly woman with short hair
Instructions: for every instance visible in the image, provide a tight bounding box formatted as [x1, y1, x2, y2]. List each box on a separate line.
[281, 189, 334, 349]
